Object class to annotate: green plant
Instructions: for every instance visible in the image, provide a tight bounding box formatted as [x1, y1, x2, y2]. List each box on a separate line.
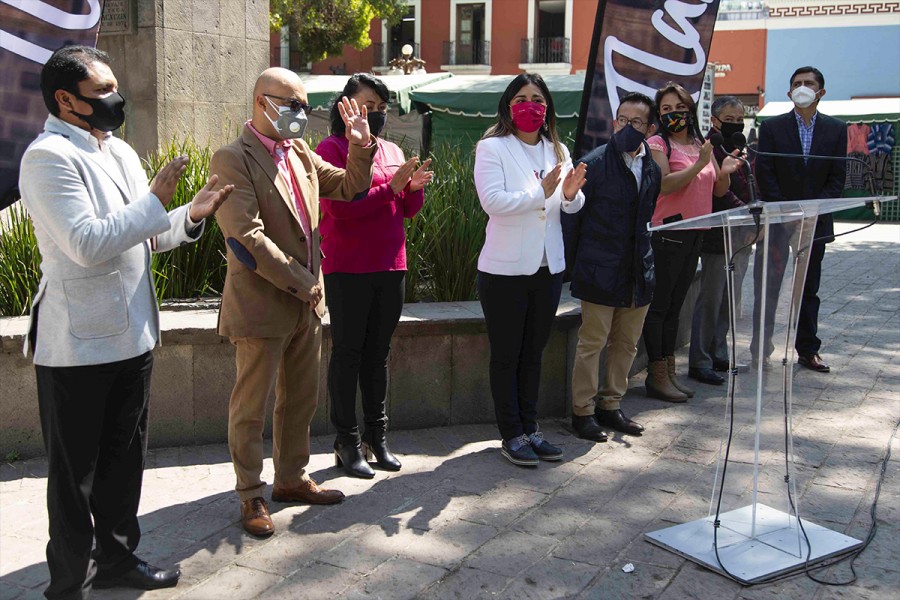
[0, 202, 42, 317]
[4, 450, 20, 463]
[404, 143, 486, 302]
[144, 139, 227, 301]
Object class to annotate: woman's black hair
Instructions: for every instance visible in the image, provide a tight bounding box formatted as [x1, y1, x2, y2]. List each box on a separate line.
[481, 73, 564, 163]
[655, 81, 703, 148]
[329, 73, 390, 136]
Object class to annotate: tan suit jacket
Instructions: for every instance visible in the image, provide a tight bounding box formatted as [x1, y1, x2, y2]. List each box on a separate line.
[211, 126, 375, 338]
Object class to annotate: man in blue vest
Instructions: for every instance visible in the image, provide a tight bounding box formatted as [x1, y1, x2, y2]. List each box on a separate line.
[563, 92, 662, 442]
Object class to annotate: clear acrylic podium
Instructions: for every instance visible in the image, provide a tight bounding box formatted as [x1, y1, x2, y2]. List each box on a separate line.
[643, 196, 893, 583]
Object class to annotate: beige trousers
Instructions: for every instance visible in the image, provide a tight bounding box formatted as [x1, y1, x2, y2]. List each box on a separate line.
[571, 300, 650, 415]
[228, 308, 321, 501]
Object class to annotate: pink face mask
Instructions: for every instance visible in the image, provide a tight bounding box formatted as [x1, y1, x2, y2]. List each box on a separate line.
[511, 101, 547, 133]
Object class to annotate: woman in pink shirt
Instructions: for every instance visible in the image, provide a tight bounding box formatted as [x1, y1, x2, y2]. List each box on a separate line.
[641, 82, 739, 402]
[315, 74, 433, 478]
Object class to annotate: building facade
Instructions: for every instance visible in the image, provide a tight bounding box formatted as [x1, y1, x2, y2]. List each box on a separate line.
[270, 0, 900, 108]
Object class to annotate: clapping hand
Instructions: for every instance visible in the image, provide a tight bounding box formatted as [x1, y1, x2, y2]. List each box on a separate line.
[409, 158, 433, 192]
[540, 164, 562, 199]
[697, 140, 713, 167]
[389, 157, 419, 194]
[307, 282, 323, 311]
[338, 96, 371, 146]
[562, 162, 587, 200]
[189, 174, 234, 222]
[150, 156, 189, 206]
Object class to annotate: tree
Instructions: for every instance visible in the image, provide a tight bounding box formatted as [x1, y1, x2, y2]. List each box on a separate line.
[271, 0, 407, 65]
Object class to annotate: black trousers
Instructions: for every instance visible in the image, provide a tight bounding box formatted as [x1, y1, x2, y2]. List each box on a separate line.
[325, 271, 405, 440]
[478, 267, 563, 441]
[36, 351, 152, 600]
[642, 230, 703, 361]
[751, 224, 827, 358]
[796, 238, 826, 356]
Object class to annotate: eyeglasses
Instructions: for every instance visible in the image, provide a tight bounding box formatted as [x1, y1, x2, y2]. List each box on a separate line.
[264, 94, 312, 115]
[616, 116, 648, 130]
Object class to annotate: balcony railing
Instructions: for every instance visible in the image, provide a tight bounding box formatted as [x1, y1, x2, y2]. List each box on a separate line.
[521, 37, 570, 64]
[373, 42, 421, 66]
[443, 40, 491, 66]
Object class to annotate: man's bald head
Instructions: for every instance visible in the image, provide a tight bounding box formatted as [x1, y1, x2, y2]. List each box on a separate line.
[251, 68, 307, 140]
[253, 67, 304, 98]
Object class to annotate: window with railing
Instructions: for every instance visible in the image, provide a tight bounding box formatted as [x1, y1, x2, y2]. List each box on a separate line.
[521, 37, 570, 63]
[443, 40, 491, 65]
[373, 41, 421, 66]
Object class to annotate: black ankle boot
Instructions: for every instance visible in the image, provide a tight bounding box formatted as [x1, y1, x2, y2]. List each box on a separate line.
[334, 437, 375, 478]
[361, 428, 401, 471]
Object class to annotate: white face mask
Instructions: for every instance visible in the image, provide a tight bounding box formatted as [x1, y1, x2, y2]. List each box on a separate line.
[791, 86, 818, 109]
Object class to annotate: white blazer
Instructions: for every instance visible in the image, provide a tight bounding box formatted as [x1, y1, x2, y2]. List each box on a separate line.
[474, 134, 584, 276]
[18, 115, 202, 367]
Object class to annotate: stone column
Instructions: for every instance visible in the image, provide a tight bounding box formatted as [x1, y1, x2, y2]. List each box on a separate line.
[98, 0, 270, 158]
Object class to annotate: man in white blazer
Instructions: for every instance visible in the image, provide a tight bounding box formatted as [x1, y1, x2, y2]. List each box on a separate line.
[18, 45, 231, 600]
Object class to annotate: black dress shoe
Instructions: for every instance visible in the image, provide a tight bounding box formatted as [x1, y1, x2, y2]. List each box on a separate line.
[572, 415, 607, 443]
[687, 367, 725, 385]
[713, 360, 748, 373]
[334, 438, 375, 478]
[798, 353, 830, 373]
[595, 408, 644, 435]
[93, 560, 180, 590]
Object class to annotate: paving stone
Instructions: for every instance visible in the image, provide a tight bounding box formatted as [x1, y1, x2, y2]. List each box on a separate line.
[417, 566, 508, 599]
[261, 561, 359, 599]
[177, 564, 280, 599]
[656, 561, 743, 600]
[396, 519, 497, 569]
[339, 557, 446, 599]
[463, 530, 557, 577]
[580, 562, 677, 599]
[552, 518, 642, 567]
[502, 555, 598, 599]
[234, 530, 345, 576]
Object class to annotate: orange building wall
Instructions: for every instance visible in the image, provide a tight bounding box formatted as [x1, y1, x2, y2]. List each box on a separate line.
[490, 0, 528, 74]
[571, 0, 598, 72]
[420, 1, 451, 70]
[708, 29, 767, 99]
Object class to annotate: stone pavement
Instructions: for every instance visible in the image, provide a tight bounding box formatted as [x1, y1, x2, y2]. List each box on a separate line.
[1, 222, 898, 600]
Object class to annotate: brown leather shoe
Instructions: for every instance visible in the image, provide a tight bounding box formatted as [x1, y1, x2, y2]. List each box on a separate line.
[271, 479, 345, 505]
[798, 353, 830, 373]
[240, 497, 274, 537]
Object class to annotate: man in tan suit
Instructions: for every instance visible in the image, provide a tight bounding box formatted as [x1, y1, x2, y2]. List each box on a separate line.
[211, 68, 377, 536]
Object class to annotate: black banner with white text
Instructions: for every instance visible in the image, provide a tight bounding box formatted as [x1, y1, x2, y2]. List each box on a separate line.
[0, 0, 105, 208]
[575, 0, 722, 159]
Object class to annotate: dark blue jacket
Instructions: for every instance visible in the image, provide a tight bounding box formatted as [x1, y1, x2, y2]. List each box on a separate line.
[562, 136, 661, 307]
[755, 110, 847, 243]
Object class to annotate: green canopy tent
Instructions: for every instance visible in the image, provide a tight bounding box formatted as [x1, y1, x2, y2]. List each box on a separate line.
[755, 98, 900, 220]
[297, 72, 453, 150]
[408, 74, 587, 154]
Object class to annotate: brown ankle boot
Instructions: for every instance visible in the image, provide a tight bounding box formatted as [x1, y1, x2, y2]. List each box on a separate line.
[646, 360, 688, 402]
[665, 355, 695, 398]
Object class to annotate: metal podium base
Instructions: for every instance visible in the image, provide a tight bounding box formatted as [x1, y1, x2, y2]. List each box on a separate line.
[645, 504, 862, 583]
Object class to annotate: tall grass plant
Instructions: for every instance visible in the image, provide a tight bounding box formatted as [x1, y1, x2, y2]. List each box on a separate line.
[145, 139, 227, 301]
[0, 203, 41, 316]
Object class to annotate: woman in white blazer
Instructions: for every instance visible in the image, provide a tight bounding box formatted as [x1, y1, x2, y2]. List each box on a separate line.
[474, 73, 587, 467]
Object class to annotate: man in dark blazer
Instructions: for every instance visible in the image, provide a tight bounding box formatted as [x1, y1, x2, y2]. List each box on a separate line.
[563, 92, 661, 442]
[753, 66, 847, 372]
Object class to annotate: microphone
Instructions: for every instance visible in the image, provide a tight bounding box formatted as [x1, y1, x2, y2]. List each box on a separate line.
[710, 130, 759, 206]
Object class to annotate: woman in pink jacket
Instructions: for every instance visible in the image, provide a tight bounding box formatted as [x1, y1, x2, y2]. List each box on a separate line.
[315, 74, 433, 478]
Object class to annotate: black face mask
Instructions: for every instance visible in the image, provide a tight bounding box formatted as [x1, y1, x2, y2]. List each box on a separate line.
[613, 124, 645, 153]
[367, 111, 387, 137]
[717, 121, 744, 151]
[71, 91, 126, 132]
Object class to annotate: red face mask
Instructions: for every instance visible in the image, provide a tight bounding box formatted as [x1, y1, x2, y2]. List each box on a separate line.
[511, 101, 547, 133]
